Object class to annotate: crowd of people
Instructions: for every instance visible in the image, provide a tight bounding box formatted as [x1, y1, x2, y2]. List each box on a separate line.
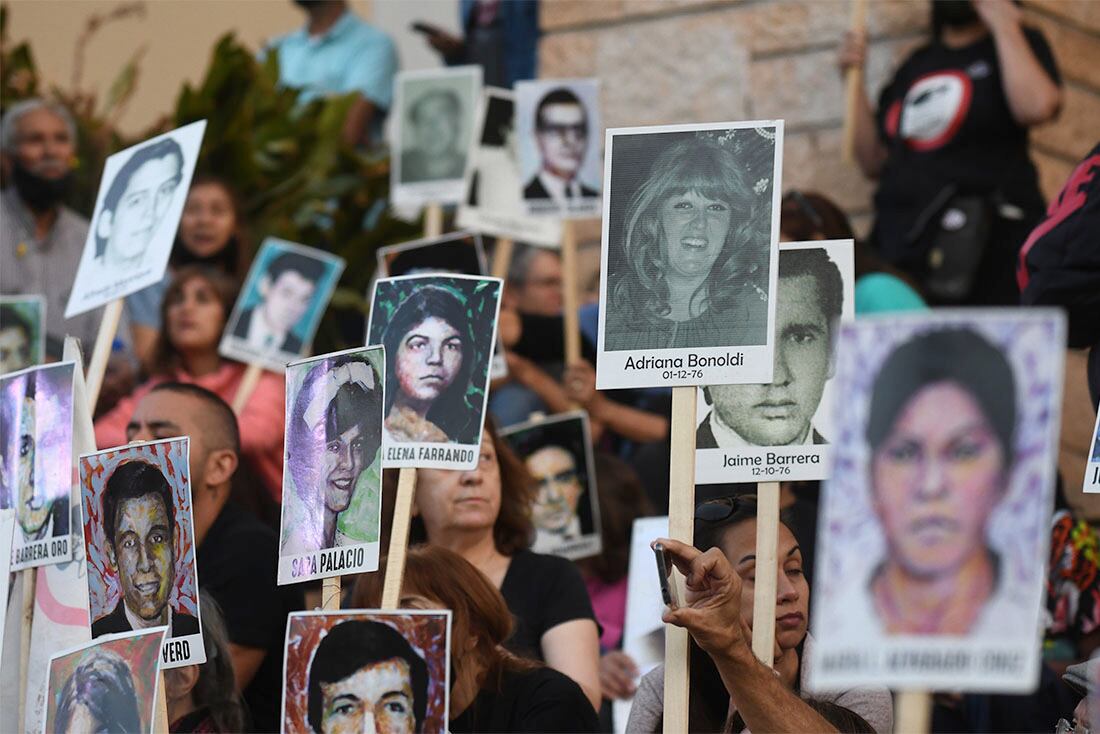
[2, 0, 1099, 732]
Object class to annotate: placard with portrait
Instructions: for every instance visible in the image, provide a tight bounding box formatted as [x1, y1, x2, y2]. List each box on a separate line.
[807, 310, 1065, 693]
[366, 274, 502, 471]
[66, 121, 206, 317]
[279, 346, 385, 585]
[500, 410, 602, 560]
[1, 361, 74, 570]
[80, 437, 205, 668]
[696, 240, 854, 484]
[220, 238, 346, 373]
[596, 121, 783, 390]
[0, 295, 46, 374]
[281, 610, 451, 734]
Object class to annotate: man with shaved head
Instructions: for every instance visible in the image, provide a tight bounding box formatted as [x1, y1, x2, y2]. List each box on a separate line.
[125, 382, 302, 732]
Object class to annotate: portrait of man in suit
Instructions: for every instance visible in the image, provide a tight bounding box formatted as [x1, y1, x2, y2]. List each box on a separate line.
[91, 460, 199, 639]
[233, 251, 325, 355]
[698, 247, 843, 448]
[524, 88, 598, 206]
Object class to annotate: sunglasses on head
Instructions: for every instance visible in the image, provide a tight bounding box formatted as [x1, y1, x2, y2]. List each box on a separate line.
[694, 495, 757, 523]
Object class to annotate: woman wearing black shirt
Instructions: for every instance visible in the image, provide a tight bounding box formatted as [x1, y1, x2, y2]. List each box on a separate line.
[840, 0, 1061, 305]
[354, 546, 600, 733]
[407, 421, 602, 711]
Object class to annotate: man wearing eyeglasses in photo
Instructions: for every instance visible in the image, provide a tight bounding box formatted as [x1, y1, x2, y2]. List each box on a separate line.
[524, 88, 598, 208]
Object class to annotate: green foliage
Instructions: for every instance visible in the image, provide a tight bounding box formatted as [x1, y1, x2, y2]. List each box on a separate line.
[1, 4, 422, 353]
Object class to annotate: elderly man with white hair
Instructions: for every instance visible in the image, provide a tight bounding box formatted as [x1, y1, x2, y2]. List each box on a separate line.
[1, 98, 132, 362]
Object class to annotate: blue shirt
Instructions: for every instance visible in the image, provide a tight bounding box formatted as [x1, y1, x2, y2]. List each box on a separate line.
[266, 11, 398, 127]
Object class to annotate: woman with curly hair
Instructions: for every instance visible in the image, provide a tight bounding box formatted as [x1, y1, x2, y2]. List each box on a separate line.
[605, 136, 770, 351]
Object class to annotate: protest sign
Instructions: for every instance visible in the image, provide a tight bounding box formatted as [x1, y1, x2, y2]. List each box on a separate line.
[366, 274, 502, 471]
[516, 78, 602, 221]
[41, 627, 165, 734]
[807, 310, 1065, 693]
[80, 437, 205, 669]
[500, 411, 602, 560]
[279, 346, 385, 586]
[220, 238, 345, 374]
[696, 240, 854, 484]
[1, 362, 74, 570]
[281, 610, 451, 734]
[596, 121, 783, 390]
[376, 232, 487, 278]
[457, 88, 562, 247]
[392, 66, 482, 208]
[1084, 407, 1100, 493]
[65, 121, 205, 318]
[0, 295, 45, 375]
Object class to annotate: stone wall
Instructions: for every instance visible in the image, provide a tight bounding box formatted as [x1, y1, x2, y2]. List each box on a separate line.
[539, 0, 1100, 235]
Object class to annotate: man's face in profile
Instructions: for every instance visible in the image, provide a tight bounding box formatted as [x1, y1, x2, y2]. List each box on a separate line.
[17, 396, 49, 536]
[709, 273, 833, 446]
[536, 103, 587, 180]
[528, 446, 583, 533]
[108, 491, 175, 621]
[413, 94, 459, 158]
[259, 269, 317, 334]
[0, 326, 31, 374]
[102, 154, 182, 261]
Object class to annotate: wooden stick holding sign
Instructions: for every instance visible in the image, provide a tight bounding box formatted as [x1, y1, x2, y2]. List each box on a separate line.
[895, 691, 932, 734]
[18, 570, 37, 733]
[231, 363, 264, 415]
[84, 298, 124, 413]
[490, 238, 514, 280]
[560, 221, 582, 367]
[751, 481, 780, 667]
[154, 673, 170, 734]
[322, 576, 342, 610]
[842, 0, 869, 165]
[662, 386, 697, 734]
[424, 203, 445, 240]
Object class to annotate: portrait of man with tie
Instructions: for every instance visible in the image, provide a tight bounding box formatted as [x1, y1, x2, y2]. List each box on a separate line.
[516, 79, 601, 218]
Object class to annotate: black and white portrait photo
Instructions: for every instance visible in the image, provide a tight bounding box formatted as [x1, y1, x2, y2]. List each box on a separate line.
[392, 66, 481, 208]
[366, 274, 502, 471]
[695, 240, 854, 484]
[596, 121, 783, 390]
[457, 89, 562, 247]
[500, 411, 602, 560]
[65, 121, 206, 317]
[376, 232, 487, 279]
[516, 79, 602, 220]
[219, 238, 345, 373]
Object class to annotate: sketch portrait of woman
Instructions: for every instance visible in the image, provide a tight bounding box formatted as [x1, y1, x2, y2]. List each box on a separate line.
[381, 285, 478, 445]
[284, 354, 383, 555]
[605, 135, 771, 351]
[862, 327, 1018, 636]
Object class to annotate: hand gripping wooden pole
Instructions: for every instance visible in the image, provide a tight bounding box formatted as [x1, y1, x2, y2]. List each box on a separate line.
[662, 386, 697, 733]
[842, 0, 869, 165]
[751, 481, 780, 667]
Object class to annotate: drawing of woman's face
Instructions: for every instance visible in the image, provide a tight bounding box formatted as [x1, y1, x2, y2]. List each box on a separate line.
[394, 317, 464, 404]
[871, 381, 1006, 579]
[659, 190, 732, 283]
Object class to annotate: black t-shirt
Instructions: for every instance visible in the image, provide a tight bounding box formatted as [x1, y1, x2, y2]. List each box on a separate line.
[871, 27, 1061, 264]
[450, 665, 600, 733]
[499, 550, 596, 661]
[197, 502, 304, 733]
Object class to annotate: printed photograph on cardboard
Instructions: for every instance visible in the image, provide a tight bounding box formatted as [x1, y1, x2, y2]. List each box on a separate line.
[377, 232, 487, 278]
[500, 411, 602, 560]
[516, 78, 602, 220]
[696, 240, 854, 484]
[596, 121, 782, 390]
[65, 121, 206, 318]
[0, 295, 45, 375]
[1084, 408, 1100, 493]
[42, 628, 165, 734]
[80, 437, 206, 668]
[0, 361, 74, 570]
[282, 610, 451, 734]
[279, 346, 384, 585]
[457, 88, 562, 247]
[366, 274, 502, 470]
[220, 238, 346, 373]
[392, 66, 482, 207]
[807, 310, 1066, 693]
